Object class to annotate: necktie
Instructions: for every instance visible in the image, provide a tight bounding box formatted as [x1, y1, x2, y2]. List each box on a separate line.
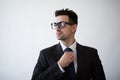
[64, 48, 76, 80]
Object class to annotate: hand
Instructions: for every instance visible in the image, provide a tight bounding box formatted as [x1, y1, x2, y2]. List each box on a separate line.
[58, 52, 74, 68]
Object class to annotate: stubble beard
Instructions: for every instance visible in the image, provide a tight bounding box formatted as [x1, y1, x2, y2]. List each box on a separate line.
[56, 33, 65, 41]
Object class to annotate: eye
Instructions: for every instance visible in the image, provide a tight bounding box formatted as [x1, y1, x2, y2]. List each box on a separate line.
[58, 22, 65, 27]
[61, 22, 65, 27]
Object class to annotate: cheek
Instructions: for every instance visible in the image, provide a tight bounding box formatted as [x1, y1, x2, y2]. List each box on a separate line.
[64, 30, 72, 36]
[62, 27, 73, 36]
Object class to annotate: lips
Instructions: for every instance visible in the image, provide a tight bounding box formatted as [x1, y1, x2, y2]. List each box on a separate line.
[56, 31, 62, 36]
[57, 32, 61, 35]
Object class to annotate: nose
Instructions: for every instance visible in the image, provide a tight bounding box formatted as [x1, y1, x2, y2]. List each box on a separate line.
[56, 26, 61, 31]
[56, 26, 62, 33]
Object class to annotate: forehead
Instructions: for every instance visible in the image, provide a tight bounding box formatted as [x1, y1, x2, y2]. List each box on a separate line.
[55, 15, 69, 22]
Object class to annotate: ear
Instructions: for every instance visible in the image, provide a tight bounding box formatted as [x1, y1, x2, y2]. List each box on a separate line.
[72, 24, 77, 33]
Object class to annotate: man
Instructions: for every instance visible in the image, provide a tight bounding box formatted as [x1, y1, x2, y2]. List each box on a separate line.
[31, 8, 106, 80]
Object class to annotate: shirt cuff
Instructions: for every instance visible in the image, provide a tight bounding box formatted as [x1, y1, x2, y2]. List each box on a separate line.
[57, 63, 65, 73]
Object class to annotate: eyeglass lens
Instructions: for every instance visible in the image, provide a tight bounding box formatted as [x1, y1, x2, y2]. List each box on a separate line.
[51, 21, 72, 29]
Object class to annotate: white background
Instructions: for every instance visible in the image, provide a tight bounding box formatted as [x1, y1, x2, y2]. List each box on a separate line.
[0, 0, 120, 80]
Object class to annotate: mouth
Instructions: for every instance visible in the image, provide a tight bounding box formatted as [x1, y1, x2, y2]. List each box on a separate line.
[57, 32, 61, 35]
[56, 31, 62, 37]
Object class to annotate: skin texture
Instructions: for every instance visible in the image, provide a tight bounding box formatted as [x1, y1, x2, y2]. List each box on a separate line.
[56, 15, 77, 68]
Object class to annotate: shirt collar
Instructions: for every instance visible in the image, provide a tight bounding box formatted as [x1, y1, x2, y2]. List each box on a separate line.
[60, 41, 77, 52]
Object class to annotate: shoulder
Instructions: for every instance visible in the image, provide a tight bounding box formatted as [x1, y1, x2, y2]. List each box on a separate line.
[77, 43, 98, 55]
[38, 44, 59, 60]
[77, 43, 97, 51]
[41, 44, 58, 53]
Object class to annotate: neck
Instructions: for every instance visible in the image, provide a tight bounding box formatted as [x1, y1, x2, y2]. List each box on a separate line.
[61, 38, 75, 47]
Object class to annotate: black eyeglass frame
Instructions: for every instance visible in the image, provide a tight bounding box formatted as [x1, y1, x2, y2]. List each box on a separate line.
[51, 21, 74, 29]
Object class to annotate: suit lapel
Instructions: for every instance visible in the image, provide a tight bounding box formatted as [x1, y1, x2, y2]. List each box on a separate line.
[56, 43, 64, 59]
[76, 43, 84, 75]
[56, 42, 84, 74]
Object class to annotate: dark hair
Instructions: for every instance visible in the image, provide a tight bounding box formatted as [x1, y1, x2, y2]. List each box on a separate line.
[55, 8, 78, 25]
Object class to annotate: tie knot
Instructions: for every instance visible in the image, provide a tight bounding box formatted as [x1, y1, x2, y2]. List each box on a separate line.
[64, 48, 73, 52]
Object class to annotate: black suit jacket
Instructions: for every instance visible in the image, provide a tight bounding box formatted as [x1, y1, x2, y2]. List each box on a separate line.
[31, 43, 106, 80]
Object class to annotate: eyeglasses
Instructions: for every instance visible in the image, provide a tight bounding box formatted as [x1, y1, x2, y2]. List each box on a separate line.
[51, 21, 73, 29]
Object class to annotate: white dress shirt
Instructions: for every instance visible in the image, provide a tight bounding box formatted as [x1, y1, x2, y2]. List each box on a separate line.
[58, 41, 77, 73]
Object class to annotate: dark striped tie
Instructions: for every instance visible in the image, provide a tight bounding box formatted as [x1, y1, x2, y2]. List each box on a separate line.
[63, 48, 76, 80]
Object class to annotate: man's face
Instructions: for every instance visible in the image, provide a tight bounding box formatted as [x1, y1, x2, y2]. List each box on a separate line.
[55, 15, 76, 41]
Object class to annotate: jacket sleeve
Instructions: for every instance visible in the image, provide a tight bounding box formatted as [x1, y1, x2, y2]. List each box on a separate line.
[31, 51, 63, 80]
[92, 49, 106, 80]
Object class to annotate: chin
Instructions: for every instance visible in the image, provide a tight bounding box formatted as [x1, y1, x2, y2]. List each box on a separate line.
[57, 36, 62, 40]
[57, 38, 66, 41]
[57, 37, 61, 40]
